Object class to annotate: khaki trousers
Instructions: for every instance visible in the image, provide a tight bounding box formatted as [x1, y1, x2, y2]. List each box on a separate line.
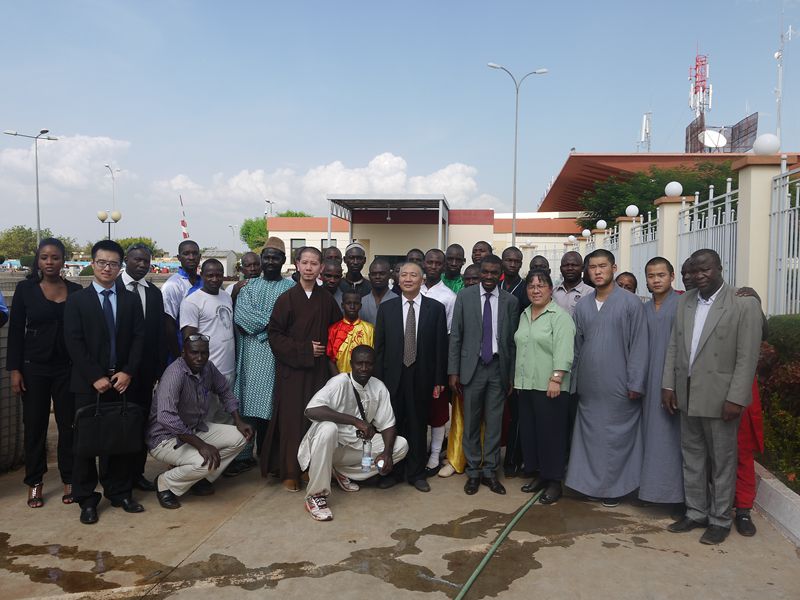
[150, 423, 246, 496]
[306, 421, 408, 497]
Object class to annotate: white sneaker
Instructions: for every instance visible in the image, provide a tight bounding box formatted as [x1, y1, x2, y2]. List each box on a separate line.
[305, 494, 333, 521]
[333, 470, 360, 492]
[438, 463, 457, 478]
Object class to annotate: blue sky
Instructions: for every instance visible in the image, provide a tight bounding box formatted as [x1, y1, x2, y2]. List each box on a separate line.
[1, 0, 797, 252]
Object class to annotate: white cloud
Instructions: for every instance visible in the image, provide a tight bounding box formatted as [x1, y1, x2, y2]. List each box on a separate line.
[1, 145, 503, 252]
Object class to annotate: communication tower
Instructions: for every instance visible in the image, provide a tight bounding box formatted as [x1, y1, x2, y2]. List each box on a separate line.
[689, 52, 712, 117]
[637, 112, 652, 152]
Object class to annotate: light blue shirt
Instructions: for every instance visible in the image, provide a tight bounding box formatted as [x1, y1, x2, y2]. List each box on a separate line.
[0, 290, 8, 319]
[92, 281, 117, 320]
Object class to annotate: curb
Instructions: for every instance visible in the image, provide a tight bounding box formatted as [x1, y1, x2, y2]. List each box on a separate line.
[755, 462, 800, 547]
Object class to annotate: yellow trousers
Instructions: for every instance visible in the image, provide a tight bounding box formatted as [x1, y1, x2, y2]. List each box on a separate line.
[446, 393, 484, 474]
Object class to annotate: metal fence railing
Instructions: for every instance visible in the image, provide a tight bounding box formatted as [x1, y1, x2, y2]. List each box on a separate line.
[677, 178, 738, 287]
[630, 211, 659, 293]
[768, 166, 800, 316]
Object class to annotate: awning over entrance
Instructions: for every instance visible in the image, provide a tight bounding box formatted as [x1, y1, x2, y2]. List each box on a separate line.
[327, 194, 450, 250]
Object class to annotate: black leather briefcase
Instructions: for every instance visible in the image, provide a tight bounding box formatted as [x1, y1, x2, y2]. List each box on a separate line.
[73, 393, 144, 457]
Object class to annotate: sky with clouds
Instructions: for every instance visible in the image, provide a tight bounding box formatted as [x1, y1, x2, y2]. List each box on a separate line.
[1, 0, 798, 252]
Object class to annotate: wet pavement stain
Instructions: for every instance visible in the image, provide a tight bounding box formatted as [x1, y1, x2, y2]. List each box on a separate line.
[0, 500, 667, 599]
[0, 532, 168, 594]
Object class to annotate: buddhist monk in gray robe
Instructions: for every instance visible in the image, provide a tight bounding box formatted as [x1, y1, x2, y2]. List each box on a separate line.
[639, 257, 683, 504]
[566, 249, 648, 503]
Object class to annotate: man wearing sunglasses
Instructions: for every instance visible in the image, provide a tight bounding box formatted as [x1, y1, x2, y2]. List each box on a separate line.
[147, 334, 254, 509]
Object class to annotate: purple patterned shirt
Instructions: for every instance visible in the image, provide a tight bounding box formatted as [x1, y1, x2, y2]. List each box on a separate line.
[146, 357, 238, 450]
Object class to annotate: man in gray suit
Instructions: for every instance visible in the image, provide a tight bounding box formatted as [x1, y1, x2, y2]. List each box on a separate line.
[449, 254, 520, 495]
[662, 249, 763, 545]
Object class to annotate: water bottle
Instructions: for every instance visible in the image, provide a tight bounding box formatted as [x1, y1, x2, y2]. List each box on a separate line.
[361, 440, 373, 472]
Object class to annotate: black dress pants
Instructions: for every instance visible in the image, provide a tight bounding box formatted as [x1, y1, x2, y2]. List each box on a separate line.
[21, 363, 74, 486]
[391, 364, 427, 483]
[503, 390, 524, 472]
[72, 390, 136, 507]
[132, 379, 155, 477]
[518, 389, 570, 481]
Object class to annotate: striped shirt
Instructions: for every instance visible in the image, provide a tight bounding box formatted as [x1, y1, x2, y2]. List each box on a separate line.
[146, 357, 238, 450]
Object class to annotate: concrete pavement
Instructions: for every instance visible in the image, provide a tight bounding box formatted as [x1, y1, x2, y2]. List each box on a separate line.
[1, 457, 799, 600]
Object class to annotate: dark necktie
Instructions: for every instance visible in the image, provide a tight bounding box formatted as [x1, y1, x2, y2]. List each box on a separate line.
[403, 300, 417, 367]
[481, 292, 493, 364]
[130, 281, 145, 315]
[101, 289, 117, 369]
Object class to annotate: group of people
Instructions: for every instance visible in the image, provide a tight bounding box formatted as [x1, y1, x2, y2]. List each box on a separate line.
[4, 235, 764, 546]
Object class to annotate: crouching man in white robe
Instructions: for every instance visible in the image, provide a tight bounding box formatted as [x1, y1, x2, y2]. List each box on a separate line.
[298, 344, 408, 521]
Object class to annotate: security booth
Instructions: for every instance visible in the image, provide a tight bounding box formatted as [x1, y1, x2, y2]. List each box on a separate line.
[327, 194, 449, 262]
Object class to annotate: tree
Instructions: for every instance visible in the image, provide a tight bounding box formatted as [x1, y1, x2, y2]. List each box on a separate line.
[578, 161, 737, 229]
[0, 225, 82, 258]
[115, 236, 166, 256]
[277, 210, 312, 217]
[239, 216, 269, 250]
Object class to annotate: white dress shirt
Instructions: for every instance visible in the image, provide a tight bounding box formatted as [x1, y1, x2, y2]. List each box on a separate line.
[421, 279, 456, 332]
[689, 285, 723, 372]
[479, 285, 500, 355]
[121, 270, 149, 317]
[401, 293, 422, 337]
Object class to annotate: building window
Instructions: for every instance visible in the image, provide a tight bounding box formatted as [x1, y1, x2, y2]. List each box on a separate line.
[290, 239, 306, 263]
[321, 239, 337, 249]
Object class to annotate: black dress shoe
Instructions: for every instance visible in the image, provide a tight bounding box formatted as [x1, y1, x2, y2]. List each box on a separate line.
[134, 475, 157, 492]
[412, 479, 431, 493]
[111, 497, 145, 513]
[481, 477, 506, 495]
[667, 516, 708, 533]
[464, 477, 480, 495]
[157, 488, 182, 509]
[80, 505, 98, 524]
[424, 464, 442, 477]
[700, 524, 730, 545]
[190, 478, 215, 496]
[376, 476, 396, 490]
[735, 511, 757, 537]
[521, 478, 546, 494]
[539, 483, 563, 505]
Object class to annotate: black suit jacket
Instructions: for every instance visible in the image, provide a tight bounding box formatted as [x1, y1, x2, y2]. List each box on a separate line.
[64, 283, 145, 394]
[6, 277, 83, 370]
[116, 276, 167, 388]
[374, 295, 448, 399]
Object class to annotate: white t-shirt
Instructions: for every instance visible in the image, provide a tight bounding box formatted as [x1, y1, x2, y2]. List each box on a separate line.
[179, 290, 235, 377]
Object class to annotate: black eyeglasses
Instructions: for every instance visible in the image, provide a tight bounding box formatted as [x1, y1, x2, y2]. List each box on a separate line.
[95, 259, 121, 270]
[184, 334, 210, 343]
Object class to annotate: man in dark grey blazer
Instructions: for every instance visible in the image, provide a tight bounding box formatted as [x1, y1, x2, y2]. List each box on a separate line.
[662, 249, 762, 545]
[449, 254, 519, 495]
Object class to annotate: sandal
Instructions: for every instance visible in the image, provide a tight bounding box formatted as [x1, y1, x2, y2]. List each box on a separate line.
[27, 483, 44, 508]
[62, 484, 74, 504]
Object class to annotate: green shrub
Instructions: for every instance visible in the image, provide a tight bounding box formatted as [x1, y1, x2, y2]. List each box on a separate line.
[79, 265, 94, 276]
[759, 340, 800, 493]
[19, 255, 35, 268]
[766, 315, 800, 362]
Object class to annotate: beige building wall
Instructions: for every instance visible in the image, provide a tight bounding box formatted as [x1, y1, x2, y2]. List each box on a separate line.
[352, 223, 440, 258]
[268, 228, 348, 272]
[448, 224, 495, 254]
[493, 233, 578, 266]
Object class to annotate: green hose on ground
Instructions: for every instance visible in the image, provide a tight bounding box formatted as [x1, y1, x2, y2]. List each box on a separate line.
[454, 489, 545, 600]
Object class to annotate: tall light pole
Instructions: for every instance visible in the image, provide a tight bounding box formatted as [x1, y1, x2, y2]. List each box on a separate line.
[3, 128, 59, 245]
[97, 209, 122, 240]
[487, 63, 548, 246]
[264, 197, 274, 216]
[104, 163, 120, 208]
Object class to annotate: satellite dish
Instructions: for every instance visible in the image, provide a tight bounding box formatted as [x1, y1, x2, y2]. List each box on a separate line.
[698, 129, 727, 149]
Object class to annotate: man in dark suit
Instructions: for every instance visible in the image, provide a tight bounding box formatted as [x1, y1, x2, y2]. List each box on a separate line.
[449, 254, 520, 495]
[64, 239, 145, 524]
[118, 242, 167, 492]
[374, 260, 447, 492]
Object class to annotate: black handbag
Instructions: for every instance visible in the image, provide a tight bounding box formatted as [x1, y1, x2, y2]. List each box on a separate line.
[73, 393, 144, 457]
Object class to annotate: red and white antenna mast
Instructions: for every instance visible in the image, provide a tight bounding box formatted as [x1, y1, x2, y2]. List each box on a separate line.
[688, 51, 712, 117]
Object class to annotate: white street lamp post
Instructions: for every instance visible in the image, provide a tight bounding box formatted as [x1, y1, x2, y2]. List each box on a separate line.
[488, 63, 548, 246]
[97, 210, 122, 240]
[104, 163, 120, 208]
[3, 129, 59, 245]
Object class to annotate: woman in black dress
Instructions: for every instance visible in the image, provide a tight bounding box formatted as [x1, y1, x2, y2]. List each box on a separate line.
[7, 238, 82, 507]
